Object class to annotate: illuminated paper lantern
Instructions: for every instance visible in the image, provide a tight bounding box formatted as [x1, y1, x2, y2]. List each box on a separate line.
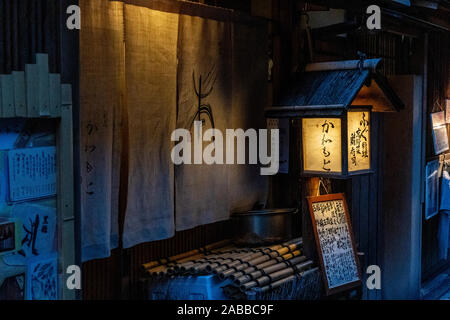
[301, 107, 372, 177]
[265, 59, 405, 178]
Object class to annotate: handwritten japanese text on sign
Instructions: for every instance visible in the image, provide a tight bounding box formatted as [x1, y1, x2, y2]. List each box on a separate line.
[310, 196, 359, 291]
[8, 147, 56, 202]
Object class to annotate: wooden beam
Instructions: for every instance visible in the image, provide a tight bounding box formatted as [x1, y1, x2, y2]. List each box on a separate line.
[305, 59, 382, 72]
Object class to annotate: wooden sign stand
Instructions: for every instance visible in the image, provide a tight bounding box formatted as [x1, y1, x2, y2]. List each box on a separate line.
[0, 54, 75, 300]
[307, 192, 361, 296]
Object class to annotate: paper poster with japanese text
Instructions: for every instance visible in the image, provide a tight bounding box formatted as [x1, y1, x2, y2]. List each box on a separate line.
[8, 146, 57, 202]
[26, 253, 58, 300]
[3, 203, 56, 265]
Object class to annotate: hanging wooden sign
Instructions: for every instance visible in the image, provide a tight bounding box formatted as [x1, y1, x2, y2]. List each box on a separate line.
[307, 193, 361, 295]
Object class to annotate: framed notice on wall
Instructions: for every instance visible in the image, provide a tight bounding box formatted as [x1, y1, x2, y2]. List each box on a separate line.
[425, 159, 440, 220]
[445, 99, 450, 124]
[307, 193, 361, 295]
[7, 146, 57, 202]
[0, 218, 21, 256]
[430, 111, 449, 155]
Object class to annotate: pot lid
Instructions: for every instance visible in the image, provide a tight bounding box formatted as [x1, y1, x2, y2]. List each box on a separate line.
[231, 208, 297, 216]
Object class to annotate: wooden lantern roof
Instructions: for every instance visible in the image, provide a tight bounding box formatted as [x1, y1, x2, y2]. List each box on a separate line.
[265, 58, 405, 118]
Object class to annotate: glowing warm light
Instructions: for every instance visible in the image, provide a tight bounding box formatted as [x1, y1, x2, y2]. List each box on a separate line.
[302, 118, 342, 173]
[302, 109, 371, 176]
[347, 111, 370, 172]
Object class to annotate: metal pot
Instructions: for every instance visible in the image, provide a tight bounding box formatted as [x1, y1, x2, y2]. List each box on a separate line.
[231, 208, 297, 246]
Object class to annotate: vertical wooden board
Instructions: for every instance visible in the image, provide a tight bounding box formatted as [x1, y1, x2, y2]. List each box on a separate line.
[351, 176, 361, 247]
[25, 63, 39, 117]
[0, 73, 2, 116]
[35, 0, 43, 53]
[18, 0, 29, 69]
[376, 115, 384, 300]
[3, 0, 12, 73]
[61, 81, 74, 300]
[0, 74, 15, 118]
[36, 53, 50, 116]
[359, 175, 370, 250]
[12, 71, 27, 117]
[49, 74, 61, 117]
[0, 1, 5, 74]
[359, 174, 370, 299]
[368, 114, 380, 300]
[58, 102, 75, 299]
[382, 75, 423, 299]
[61, 83, 72, 106]
[11, 0, 19, 71]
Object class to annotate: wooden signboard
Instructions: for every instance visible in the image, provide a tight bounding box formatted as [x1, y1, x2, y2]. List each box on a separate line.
[307, 193, 361, 295]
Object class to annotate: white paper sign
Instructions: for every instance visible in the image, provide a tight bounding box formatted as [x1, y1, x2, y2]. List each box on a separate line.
[27, 253, 58, 300]
[267, 118, 289, 174]
[425, 160, 440, 220]
[4, 203, 56, 263]
[8, 146, 57, 202]
[310, 198, 359, 290]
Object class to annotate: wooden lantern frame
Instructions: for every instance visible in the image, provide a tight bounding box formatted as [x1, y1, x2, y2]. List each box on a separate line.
[299, 105, 374, 179]
[265, 59, 405, 179]
[0, 54, 75, 300]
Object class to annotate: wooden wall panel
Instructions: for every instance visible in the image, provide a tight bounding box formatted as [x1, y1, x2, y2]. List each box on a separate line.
[421, 33, 450, 280]
[0, 0, 60, 74]
[381, 75, 423, 300]
[344, 114, 382, 300]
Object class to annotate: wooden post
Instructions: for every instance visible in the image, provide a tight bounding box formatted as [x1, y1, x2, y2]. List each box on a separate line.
[59, 84, 76, 300]
[302, 177, 319, 260]
[59, 0, 81, 300]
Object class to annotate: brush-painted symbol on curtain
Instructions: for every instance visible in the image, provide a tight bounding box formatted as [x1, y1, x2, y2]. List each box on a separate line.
[84, 145, 96, 153]
[190, 66, 217, 137]
[86, 182, 94, 195]
[84, 122, 99, 197]
[86, 161, 94, 173]
[86, 123, 98, 136]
